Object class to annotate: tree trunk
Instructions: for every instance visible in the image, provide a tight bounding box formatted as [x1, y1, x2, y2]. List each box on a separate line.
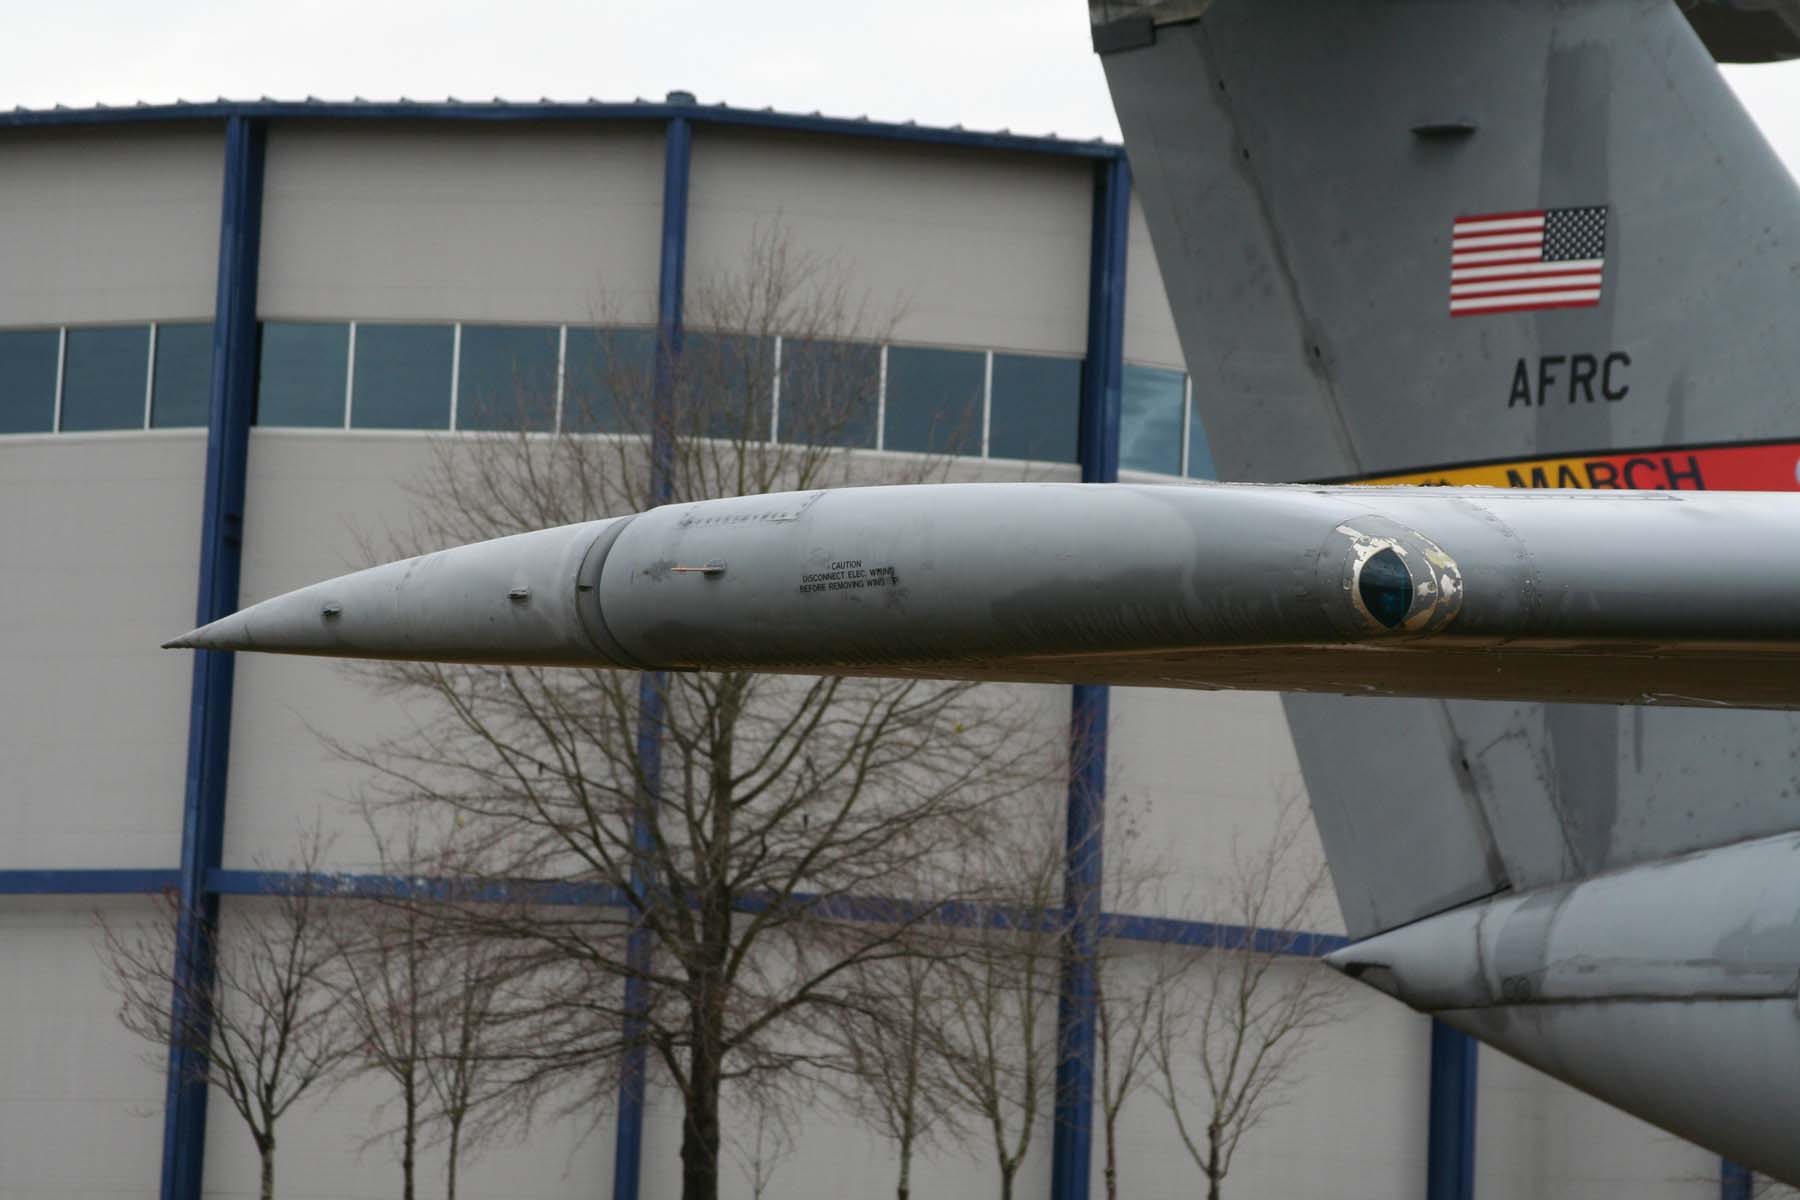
[1207, 1126, 1223, 1200]
[896, 1050, 914, 1200]
[1104, 1108, 1119, 1200]
[257, 1134, 275, 1200]
[447, 1114, 464, 1200]
[681, 893, 730, 1200]
[680, 1041, 723, 1200]
[680, 691, 738, 1200]
[999, 1162, 1016, 1200]
[401, 1077, 417, 1200]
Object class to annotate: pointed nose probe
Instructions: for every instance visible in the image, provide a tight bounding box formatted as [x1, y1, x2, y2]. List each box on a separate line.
[163, 515, 645, 667]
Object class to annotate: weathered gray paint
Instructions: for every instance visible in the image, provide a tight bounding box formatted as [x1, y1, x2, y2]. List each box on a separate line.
[1284, 693, 1507, 936]
[1327, 831, 1800, 1182]
[1100, 0, 1800, 944]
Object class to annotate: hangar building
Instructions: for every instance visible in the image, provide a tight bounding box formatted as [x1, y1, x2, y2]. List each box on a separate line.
[0, 96, 1730, 1200]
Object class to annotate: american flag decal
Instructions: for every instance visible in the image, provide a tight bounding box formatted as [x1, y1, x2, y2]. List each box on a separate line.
[1449, 206, 1607, 316]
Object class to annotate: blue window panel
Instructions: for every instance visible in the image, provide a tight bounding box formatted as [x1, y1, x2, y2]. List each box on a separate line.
[1119, 364, 1184, 476]
[883, 346, 985, 456]
[989, 353, 1080, 463]
[457, 324, 559, 432]
[563, 328, 655, 434]
[351, 324, 453, 430]
[777, 338, 878, 448]
[1187, 384, 1218, 480]
[0, 330, 59, 434]
[679, 332, 772, 443]
[150, 323, 214, 429]
[60, 326, 149, 432]
[256, 322, 348, 427]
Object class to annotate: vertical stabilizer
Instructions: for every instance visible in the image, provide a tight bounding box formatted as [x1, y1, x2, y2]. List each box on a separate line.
[1098, 0, 1800, 936]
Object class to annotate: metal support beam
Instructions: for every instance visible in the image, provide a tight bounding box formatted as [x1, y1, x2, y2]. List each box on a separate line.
[1721, 1160, 1754, 1200]
[1077, 155, 1130, 487]
[159, 114, 265, 1200]
[612, 108, 691, 1200]
[1050, 152, 1131, 1200]
[1426, 1021, 1479, 1200]
[0, 869, 180, 894]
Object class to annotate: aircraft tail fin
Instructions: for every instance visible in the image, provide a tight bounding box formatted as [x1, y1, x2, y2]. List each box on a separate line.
[1097, 0, 1800, 937]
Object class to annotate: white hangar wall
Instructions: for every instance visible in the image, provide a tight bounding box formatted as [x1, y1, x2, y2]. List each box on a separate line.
[0, 110, 1726, 1200]
[258, 121, 667, 325]
[0, 898, 166, 1200]
[0, 434, 204, 871]
[686, 128, 1093, 356]
[0, 123, 222, 327]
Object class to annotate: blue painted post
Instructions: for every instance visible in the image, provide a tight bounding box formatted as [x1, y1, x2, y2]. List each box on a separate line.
[159, 114, 266, 1200]
[611, 108, 691, 1200]
[1077, 154, 1130, 489]
[1721, 1160, 1754, 1200]
[1050, 152, 1130, 1200]
[1426, 1021, 1479, 1200]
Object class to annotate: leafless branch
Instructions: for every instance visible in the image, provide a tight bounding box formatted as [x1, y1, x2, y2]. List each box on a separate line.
[1148, 797, 1345, 1200]
[99, 830, 353, 1200]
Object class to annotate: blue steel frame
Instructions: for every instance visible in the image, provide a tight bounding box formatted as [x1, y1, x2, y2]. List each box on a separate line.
[1426, 1021, 1478, 1200]
[1722, 1160, 1754, 1200]
[160, 113, 266, 1200]
[1050, 153, 1132, 1200]
[12, 866, 1337, 953]
[0, 869, 181, 893]
[0, 97, 1476, 1200]
[612, 111, 693, 1200]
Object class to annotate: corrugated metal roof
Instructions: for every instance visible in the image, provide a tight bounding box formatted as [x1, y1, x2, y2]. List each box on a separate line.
[0, 94, 1124, 160]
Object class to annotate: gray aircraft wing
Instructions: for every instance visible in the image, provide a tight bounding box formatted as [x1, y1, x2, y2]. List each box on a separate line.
[169, 479, 1800, 707]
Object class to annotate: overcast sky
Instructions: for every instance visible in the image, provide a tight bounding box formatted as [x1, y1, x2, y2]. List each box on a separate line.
[9, 1, 1800, 177]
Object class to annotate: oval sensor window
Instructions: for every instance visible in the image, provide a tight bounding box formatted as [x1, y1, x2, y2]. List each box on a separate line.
[1358, 547, 1413, 629]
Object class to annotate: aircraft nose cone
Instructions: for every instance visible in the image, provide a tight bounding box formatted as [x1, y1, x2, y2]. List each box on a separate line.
[1323, 904, 1491, 1011]
[163, 613, 256, 651]
[161, 517, 638, 667]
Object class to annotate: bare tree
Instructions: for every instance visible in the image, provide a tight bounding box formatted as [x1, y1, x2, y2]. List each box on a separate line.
[339, 223, 1053, 1200]
[335, 898, 430, 1200]
[1149, 799, 1345, 1200]
[929, 790, 1071, 1200]
[99, 836, 351, 1200]
[822, 934, 963, 1200]
[418, 924, 513, 1200]
[329, 808, 523, 1200]
[726, 1089, 800, 1200]
[1091, 797, 1185, 1200]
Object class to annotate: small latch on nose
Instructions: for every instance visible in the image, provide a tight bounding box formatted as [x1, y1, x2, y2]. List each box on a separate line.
[670, 560, 727, 577]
